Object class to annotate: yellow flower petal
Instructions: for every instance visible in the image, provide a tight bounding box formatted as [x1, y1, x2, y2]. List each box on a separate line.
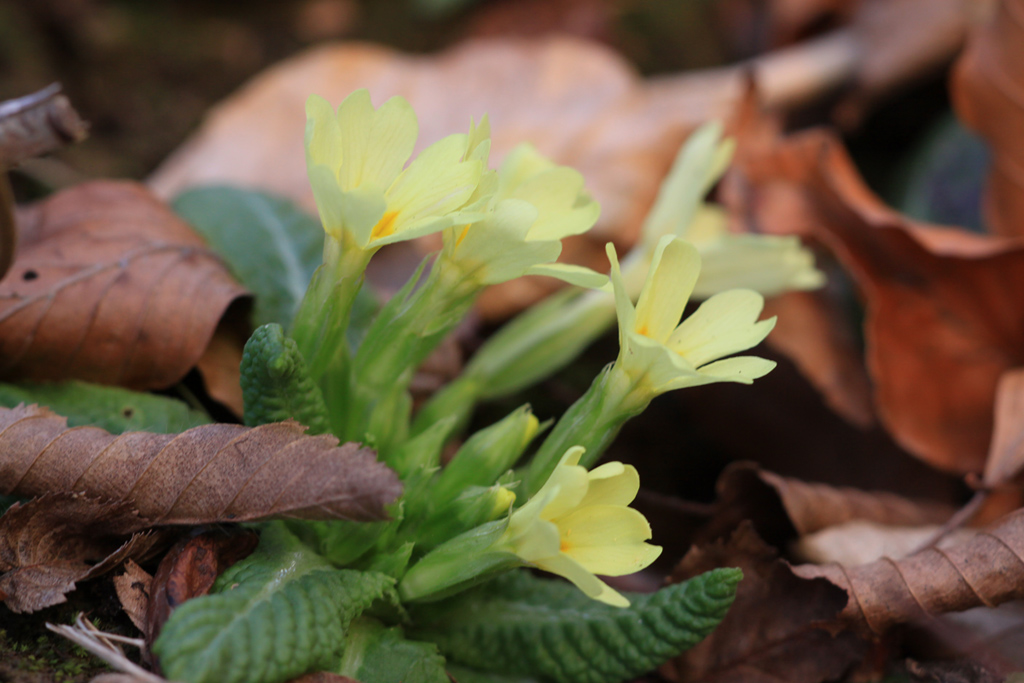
[532, 553, 629, 607]
[579, 462, 639, 508]
[667, 289, 773, 367]
[634, 236, 700, 343]
[305, 95, 343, 170]
[336, 90, 417, 193]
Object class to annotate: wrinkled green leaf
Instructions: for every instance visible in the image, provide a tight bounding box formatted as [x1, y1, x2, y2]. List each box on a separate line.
[154, 522, 396, 683]
[412, 568, 741, 683]
[0, 380, 210, 434]
[337, 617, 448, 683]
[241, 323, 330, 433]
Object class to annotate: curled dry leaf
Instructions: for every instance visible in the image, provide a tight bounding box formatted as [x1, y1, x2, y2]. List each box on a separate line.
[792, 520, 972, 567]
[0, 494, 162, 613]
[704, 462, 955, 547]
[725, 115, 1024, 474]
[0, 403, 402, 525]
[145, 528, 259, 644]
[794, 507, 1024, 638]
[2, 181, 247, 389]
[952, 0, 1024, 238]
[665, 523, 867, 683]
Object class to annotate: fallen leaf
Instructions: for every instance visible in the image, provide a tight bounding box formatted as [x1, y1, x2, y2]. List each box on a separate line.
[665, 523, 867, 683]
[794, 507, 1024, 637]
[725, 117, 1024, 474]
[0, 403, 402, 524]
[793, 520, 972, 566]
[952, 0, 1024, 237]
[2, 181, 247, 389]
[194, 307, 248, 418]
[905, 659, 1005, 683]
[113, 560, 153, 634]
[982, 367, 1024, 487]
[0, 494, 161, 613]
[705, 462, 955, 547]
[146, 528, 259, 644]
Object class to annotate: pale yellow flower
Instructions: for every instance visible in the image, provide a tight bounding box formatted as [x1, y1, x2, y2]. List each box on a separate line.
[497, 446, 661, 607]
[440, 144, 605, 289]
[609, 235, 777, 397]
[304, 89, 485, 250]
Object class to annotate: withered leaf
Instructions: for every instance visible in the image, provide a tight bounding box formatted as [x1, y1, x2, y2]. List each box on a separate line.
[113, 560, 153, 634]
[982, 367, 1024, 487]
[0, 493, 160, 613]
[666, 523, 867, 683]
[704, 462, 955, 547]
[2, 181, 247, 389]
[146, 528, 259, 644]
[725, 116, 1024, 473]
[0, 403, 402, 525]
[952, 0, 1024, 238]
[794, 507, 1024, 638]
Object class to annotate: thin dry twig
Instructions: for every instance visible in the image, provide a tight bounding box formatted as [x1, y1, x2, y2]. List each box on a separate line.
[46, 613, 167, 683]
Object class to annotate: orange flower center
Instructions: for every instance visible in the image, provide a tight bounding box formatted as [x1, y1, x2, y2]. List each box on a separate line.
[371, 210, 400, 240]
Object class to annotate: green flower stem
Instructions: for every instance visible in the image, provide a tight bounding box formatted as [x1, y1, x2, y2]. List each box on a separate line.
[413, 254, 650, 439]
[523, 362, 649, 498]
[345, 261, 478, 445]
[290, 234, 371, 392]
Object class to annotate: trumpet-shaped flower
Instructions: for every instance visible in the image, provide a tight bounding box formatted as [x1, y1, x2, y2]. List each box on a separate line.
[304, 89, 486, 251]
[496, 446, 661, 607]
[610, 235, 777, 398]
[439, 144, 605, 289]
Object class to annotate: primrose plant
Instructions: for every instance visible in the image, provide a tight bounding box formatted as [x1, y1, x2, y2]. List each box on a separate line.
[155, 90, 824, 683]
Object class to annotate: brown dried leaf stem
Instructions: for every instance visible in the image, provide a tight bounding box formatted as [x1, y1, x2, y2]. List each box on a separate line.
[794, 507, 1024, 637]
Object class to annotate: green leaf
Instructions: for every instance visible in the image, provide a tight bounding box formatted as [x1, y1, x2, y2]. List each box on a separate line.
[240, 323, 331, 433]
[154, 522, 396, 683]
[172, 186, 323, 329]
[0, 380, 210, 434]
[411, 568, 741, 683]
[173, 185, 381, 348]
[337, 617, 448, 683]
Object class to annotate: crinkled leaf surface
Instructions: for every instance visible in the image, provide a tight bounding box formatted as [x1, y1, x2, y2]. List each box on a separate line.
[412, 568, 740, 683]
[336, 617, 448, 683]
[154, 523, 397, 683]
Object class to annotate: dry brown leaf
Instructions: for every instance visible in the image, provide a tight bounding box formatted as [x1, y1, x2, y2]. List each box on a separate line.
[794, 507, 1024, 637]
[982, 367, 1024, 486]
[194, 309, 249, 418]
[0, 494, 161, 613]
[952, 0, 1024, 238]
[793, 520, 973, 566]
[761, 289, 875, 428]
[3, 181, 247, 389]
[145, 529, 259, 644]
[148, 22, 966, 317]
[705, 462, 955, 547]
[114, 560, 153, 634]
[0, 403, 402, 524]
[665, 523, 867, 683]
[726, 117, 1024, 474]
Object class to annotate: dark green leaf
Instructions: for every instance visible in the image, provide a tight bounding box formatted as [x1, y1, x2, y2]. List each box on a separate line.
[337, 617, 448, 683]
[240, 323, 330, 433]
[412, 568, 741, 683]
[154, 522, 396, 683]
[0, 380, 210, 434]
